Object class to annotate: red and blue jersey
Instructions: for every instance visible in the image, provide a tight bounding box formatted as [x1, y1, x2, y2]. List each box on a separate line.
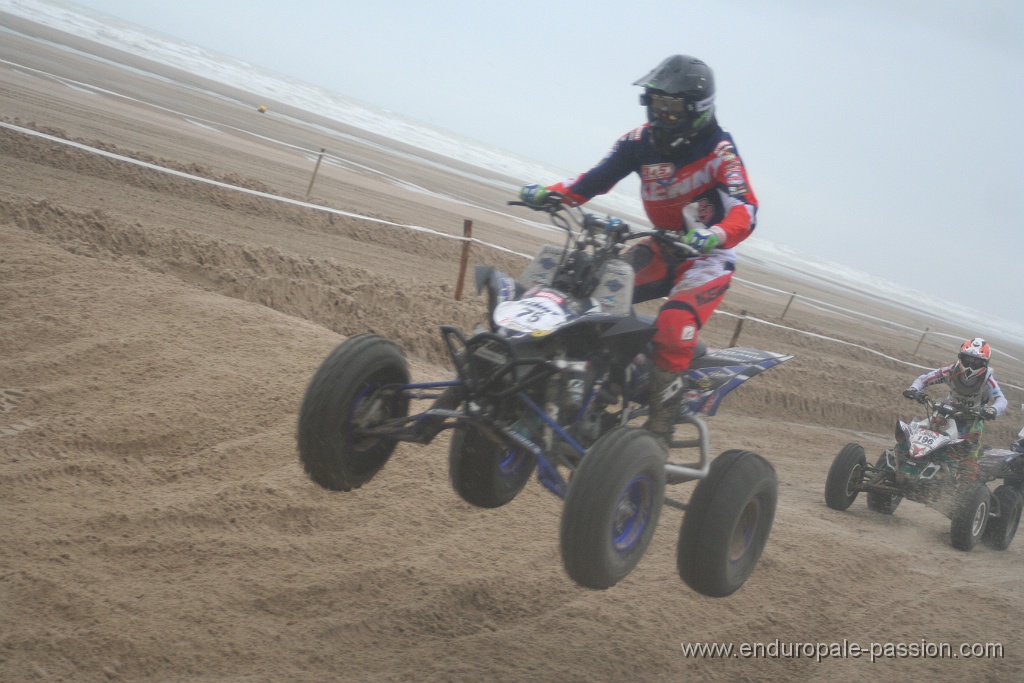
[548, 123, 758, 249]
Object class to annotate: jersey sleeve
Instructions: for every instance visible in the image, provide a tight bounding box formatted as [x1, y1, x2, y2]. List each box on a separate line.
[710, 140, 758, 249]
[987, 377, 1009, 415]
[547, 129, 642, 206]
[910, 365, 952, 391]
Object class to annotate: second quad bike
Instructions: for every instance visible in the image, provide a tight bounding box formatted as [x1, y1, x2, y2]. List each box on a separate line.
[298, 200, 793, 596]
[825, 394, 1023, 551]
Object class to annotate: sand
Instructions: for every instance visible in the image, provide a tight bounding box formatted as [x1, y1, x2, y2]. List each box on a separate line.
[1, 14, 1022, 682]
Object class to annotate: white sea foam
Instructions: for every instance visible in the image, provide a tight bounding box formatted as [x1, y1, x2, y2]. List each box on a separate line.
[3, 0, 1022, 343]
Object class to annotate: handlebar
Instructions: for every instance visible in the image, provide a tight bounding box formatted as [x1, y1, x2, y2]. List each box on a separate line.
[906, 392, 992, 421]
[508, 199, 700, 258]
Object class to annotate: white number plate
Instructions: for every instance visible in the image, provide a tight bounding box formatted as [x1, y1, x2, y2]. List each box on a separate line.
[909, 430, 951, 458]
[494, 297, 567, 334]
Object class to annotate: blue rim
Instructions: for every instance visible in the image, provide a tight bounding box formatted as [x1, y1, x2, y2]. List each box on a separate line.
[346, 380, 398, 455]
[729, 498, 762, 564]
[346, 385, 378, 454]
[612, 474, 654, 552]
[497, 446, 525, 475]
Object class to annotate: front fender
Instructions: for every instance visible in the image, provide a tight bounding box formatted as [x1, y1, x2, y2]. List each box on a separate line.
[895, 420, 911, 444]
[474, 266, 520, 329]
[474, 265, 495, 295]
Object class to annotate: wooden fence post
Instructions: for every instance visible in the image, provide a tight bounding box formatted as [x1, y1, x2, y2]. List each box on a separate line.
[305, 148, 325, 199]
[454, 219, 473, 300]
[728, 310, 747, 347]
[912, 327, 929, 356]
[780, 292, 796, 320]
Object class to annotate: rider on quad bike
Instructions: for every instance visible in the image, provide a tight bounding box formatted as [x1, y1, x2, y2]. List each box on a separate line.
[902, 338, 1008, 478]
[826, 338, 1017, 551]
[518, 54, 758, 448]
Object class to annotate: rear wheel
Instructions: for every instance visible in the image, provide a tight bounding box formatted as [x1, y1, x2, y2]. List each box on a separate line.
[297, 334, 409, 491]
[560, 427, 666, 590]
[982, 484, 1022, 550]
[866, 453, 902, 514]
[950, 483, 990, 551]
[825, 443, 866, 511]
[449, 425, 536, 508]
[677, 450, 778, 597]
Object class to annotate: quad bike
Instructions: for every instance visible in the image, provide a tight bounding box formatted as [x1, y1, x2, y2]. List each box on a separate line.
[1013, 424, 1024, 455]
[297, 199, 793, 596]
[825, 394, 1024, 551]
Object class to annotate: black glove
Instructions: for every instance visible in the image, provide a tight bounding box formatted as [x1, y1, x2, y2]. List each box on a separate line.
[980, 406, 997, 420]
[902, 388, 920, 401]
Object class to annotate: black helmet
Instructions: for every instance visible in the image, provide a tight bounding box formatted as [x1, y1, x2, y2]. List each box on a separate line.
[634, 55, 716, 153]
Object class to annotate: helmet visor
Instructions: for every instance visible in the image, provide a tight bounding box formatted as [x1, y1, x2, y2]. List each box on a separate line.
[646, 92, 688, 128]
[648, 93, 687, 115]
[959, 353, 987, 371]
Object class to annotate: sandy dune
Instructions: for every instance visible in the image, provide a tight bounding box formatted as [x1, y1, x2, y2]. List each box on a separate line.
[1, 15, 1022, 682]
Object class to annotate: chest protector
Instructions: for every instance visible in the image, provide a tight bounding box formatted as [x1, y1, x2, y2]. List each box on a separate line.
[948, 367, 992, 409]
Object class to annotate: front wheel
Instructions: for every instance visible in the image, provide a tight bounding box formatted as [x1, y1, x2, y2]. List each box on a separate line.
[950, 483, 990, 551]
[982, 484, 1022, 550]
[560, 427, 666, 590]
[677, 450, 778, 598]
[825, 443, 866, 511]
[297, 334, 410, 491]
[449, 425, 536, 508]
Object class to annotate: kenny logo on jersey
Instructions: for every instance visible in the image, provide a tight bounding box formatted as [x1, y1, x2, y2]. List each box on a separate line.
[640, 156, 726, 201]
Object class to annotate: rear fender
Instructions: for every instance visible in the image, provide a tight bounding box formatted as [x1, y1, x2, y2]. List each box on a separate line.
[979, 448, 1021, 481]
[683, 347, 793, 416]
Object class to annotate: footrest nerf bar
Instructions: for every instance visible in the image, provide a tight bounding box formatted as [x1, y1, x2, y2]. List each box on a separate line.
[665, 414, 711, 484]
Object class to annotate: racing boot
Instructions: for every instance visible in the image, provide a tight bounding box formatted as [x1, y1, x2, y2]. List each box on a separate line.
[644, 366, 687, 450]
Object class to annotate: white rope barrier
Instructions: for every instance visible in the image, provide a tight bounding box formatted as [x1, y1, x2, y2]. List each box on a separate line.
[714, 310, 933, 370]
[732, 277, 1021, 364]
[3, 120, 1021, 395]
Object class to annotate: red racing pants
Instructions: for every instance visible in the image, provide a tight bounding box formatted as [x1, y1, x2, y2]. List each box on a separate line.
[629, 239, 735, 373]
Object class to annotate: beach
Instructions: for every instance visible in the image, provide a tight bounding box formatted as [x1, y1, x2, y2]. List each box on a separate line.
[1, 13, 1022, 682]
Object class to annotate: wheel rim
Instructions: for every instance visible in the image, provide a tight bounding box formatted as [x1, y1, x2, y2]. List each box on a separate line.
[729, 498, 762, 564]
[348, 377, 402, 452]
[497, 446, 524, 475]
[349, 384, 383, 451]
[612, 474, 654, 552]
[971, 500, 988, 537]
[845, 464, 863, 498]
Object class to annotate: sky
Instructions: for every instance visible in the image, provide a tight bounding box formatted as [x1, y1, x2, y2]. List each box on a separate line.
[11, 1, 1024, 327]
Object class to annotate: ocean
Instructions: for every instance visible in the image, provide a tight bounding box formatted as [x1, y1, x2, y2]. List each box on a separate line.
[1, 0, 1022, 345]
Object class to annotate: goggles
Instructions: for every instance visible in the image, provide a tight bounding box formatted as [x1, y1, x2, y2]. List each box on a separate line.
[647, 92, 688, 115]
[647, 94, 688, 114]
[959, 354, 987, 370]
